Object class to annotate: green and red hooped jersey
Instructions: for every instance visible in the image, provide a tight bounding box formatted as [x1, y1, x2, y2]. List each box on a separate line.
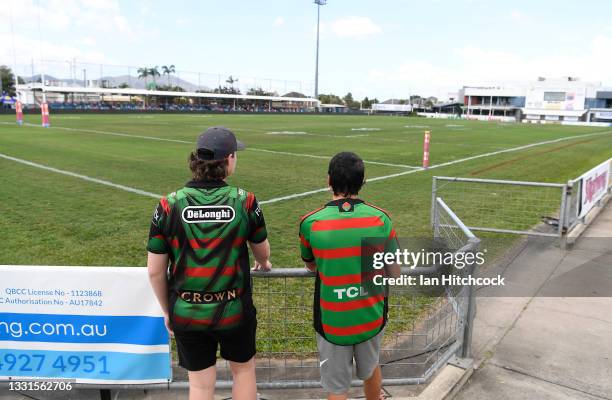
[299, 198, 399, 345]
[147, 180, 267, 332]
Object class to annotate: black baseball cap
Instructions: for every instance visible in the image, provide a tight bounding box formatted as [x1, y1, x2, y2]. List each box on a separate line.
[196, 126, 245, 160]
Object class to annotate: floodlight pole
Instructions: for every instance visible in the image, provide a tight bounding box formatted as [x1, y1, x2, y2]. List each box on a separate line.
[314, 0, 326, 108]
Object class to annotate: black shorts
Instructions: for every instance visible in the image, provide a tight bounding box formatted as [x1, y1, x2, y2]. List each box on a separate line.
[174, 317, 257, 371]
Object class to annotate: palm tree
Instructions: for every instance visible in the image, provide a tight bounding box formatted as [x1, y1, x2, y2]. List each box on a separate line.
[162, 65, 175, 86]
[137, 67, 149, 88]
[147, 66, 160, 89]
[226, 75, 238, 87]
[137, 67, 150, 108]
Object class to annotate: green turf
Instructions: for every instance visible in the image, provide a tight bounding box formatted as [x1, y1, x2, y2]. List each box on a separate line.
[1, 113, 610, 266]
[1, 113, 611, 354]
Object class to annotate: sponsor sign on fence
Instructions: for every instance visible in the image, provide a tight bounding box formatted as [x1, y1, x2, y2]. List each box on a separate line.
[373, 104, 412, 112]
[578, 159, 611, 218]
[594, 111, 612, 120]
[0, 266, 171, 384]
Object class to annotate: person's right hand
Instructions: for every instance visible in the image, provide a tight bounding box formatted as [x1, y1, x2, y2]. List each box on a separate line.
[252, 260, 272, 272]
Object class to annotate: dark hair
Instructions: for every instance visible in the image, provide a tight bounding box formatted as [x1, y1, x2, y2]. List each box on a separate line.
[328, 152, 365, 196]
[188, 151, 228, 181]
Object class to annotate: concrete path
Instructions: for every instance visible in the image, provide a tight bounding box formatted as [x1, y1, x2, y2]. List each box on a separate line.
[455, 201, 612, 400]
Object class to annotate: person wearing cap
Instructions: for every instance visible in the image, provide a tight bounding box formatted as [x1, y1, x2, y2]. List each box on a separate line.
[147, 126, 272, 400]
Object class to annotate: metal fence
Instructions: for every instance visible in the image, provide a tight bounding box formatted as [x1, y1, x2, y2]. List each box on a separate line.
[432, 158, 612, 242]
[432, 176, 568, 238]
[208, 196, 480, 390]
[76, 197, 480, 394]
[1, 198, 479, 396]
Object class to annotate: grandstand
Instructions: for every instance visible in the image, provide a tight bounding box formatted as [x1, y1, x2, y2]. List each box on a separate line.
[16, 82, 319, 113]
[459, 77, 612, 124]
[8, 59, 319, 113]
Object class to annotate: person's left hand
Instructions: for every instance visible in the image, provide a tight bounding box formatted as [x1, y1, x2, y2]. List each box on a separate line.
[163, 314, 174, 337]
[252, 260, 272, 271]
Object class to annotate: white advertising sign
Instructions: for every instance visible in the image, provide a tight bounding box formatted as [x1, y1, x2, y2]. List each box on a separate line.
[0, 266, 171, 384]
[578, 160, 611, 218]
[373, 104, 412, 112]
[525, 88, 586, 112]
[595, 111, 612, 120]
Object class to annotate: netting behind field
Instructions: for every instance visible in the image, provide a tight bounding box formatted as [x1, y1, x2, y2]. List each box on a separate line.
[14, 59, 314, 97]
[433, 177, 566, 237]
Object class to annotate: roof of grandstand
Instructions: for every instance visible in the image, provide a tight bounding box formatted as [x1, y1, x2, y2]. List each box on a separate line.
[18, 83, 318, 104]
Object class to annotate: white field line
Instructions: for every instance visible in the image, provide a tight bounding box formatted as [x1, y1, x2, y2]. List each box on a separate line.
[0, 122, 192, 144]
[0, 153, 162, 199]
[0, 122, 419, 169]
[248, 148, 419, 169]
[1, 122, 610, 205]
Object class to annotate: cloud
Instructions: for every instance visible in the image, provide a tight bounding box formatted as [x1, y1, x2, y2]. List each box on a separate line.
[176, 17, 192, 26]
[1, 0, 135, 36]
[79, 36, 97, 46]
[366, 34, 612, 96]
[273, 16, 285, 27]
[510, 10, 526, 21]
[0, 32, 109, 75]
[327, 16, 382, 38]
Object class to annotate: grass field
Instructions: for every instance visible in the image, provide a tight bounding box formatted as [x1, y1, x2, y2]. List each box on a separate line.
[1, 113, 611, 267]
[1, 112, 611, 358]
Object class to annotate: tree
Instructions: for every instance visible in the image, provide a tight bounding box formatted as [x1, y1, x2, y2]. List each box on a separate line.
[247, 87, 277, 96]
[283, 91, 306, 98]
[148, 66, 160, 89]
[342, 92, 360, 109]
[161, 65, 175, 86]
[0, 65, 22, 97]
[118, 82, 130, 89]
[214, 85, 241, 95]
[318, 93, 343, 104]
[361, 96, 371, 109]
[157, 84, 185, 92]
[137, 67, 149, 87]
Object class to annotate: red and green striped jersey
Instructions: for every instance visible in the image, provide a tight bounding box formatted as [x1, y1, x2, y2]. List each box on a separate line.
[147, 180, 267, 332]
[299, 198, 399, 345]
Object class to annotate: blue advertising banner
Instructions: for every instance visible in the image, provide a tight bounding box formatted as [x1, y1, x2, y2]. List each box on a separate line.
[0, 266, 172, 384]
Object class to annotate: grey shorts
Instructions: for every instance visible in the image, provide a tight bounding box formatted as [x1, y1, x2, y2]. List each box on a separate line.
[316, 331, 383, 394]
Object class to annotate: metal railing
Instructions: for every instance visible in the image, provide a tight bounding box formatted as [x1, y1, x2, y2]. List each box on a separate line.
[433, 158, 612, 243]
[432, 197, 481, 359]
[218, 205, 480, 390]
[1, 198, 479, 396]
[432, 176, 568, 238]
[72, 197, 481, 394]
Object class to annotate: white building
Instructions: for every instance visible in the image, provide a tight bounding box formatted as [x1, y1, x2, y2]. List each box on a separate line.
[458, 78, 612, 123]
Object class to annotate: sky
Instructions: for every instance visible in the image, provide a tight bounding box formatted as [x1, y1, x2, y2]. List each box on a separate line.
[2, 0, 612, 100]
